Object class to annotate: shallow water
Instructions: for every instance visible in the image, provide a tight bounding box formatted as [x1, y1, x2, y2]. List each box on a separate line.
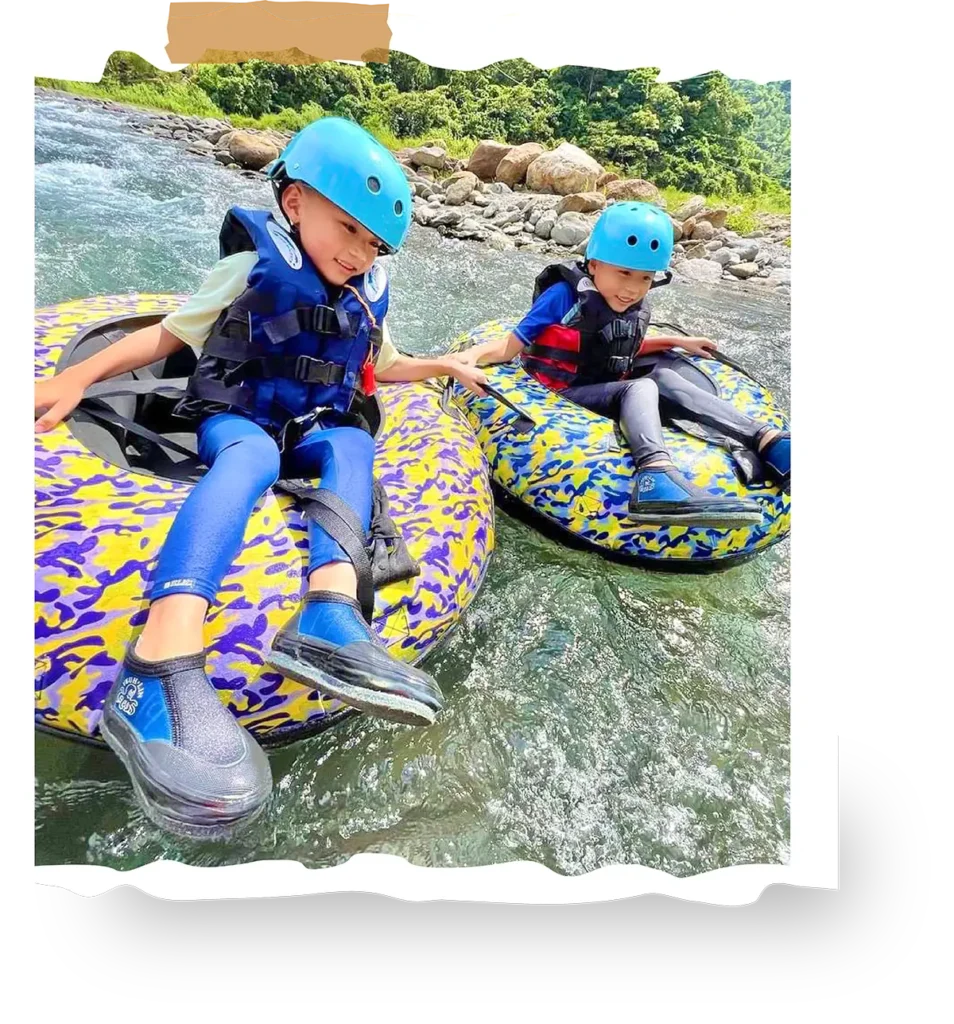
[34, 96, 790, 874]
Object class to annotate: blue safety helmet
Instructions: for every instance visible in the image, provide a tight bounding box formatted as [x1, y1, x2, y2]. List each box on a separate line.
[585, 201, 674, 273]
[268, 117, 412, 254]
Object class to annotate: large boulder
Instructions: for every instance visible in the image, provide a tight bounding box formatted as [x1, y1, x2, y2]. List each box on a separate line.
[409, 146, 446, 169]
[550, 211, 592, 247]
[466, 140, 513, 181]
[443, 170, 480, 206]
[596, 171, 620, 188]
[672, 195, 707, 221]
[690, 219, 716, 242]
[603, 178, 663, 205]
[495, 142, 545, 187]
[556, 191, 605, 215]
[526, 143, 603, 196]
[410, 146, 447, 170]
[696, 208, 729, 230]
[225, 131, 280, 171]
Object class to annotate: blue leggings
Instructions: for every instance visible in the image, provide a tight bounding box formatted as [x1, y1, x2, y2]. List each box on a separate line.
[149, 413, 375, 605]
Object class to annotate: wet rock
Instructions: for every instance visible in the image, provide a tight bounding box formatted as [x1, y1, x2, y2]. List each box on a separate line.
[185, 139, 215, 156]
[227, 131, 280, 171]
[488, 232, 515, 251]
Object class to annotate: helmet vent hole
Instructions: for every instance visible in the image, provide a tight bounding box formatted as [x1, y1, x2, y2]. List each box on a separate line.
[650, 239, 659, 250]
[627, 235, 638, 246]
[367, 176, 381, 194]
[394, 199, 404, 216]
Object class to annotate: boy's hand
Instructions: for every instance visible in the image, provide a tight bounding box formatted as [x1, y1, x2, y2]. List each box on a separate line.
[448, 360, 488, 397]
[452, 347, 481, 367]
[675, 336, 718, 357]
[35, 374, 85, 433]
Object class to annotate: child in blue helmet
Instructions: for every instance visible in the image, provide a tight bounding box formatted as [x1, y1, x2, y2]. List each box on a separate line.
[33, 117, 486, 837]
[457, 201, 790, 526]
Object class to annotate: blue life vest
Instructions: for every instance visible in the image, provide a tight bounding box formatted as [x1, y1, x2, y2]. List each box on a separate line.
[175, 206, 390, 436]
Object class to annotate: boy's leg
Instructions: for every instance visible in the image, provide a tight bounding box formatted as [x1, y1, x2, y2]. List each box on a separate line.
[268, 425, 444, 726]
[99, 413, 277, 838]
[563, 379, 763, 527]
[648, 360, 790, 487]
[564, 379, 670, 468]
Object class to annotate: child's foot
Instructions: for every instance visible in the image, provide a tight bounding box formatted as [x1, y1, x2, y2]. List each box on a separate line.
[628, 465, 764, 528]
[268, 591, 445, 727]
[757, 428, 791, 491]
[99, 647, 272, 840]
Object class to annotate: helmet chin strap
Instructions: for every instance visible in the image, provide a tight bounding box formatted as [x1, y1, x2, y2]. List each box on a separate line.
[650, 271, 673, 289]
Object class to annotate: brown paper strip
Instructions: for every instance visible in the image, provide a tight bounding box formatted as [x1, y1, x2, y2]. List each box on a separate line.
[166, 2, 391, 65]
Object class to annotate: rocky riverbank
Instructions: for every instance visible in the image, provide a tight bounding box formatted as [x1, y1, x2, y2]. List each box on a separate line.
[36, 87, 791, 298]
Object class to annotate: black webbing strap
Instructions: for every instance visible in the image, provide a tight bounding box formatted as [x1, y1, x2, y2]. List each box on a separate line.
[84, 376, 191, 400]
[262, 305, 341, 345]
[76, 398, 201, 464]
[525, 343, 585, 365]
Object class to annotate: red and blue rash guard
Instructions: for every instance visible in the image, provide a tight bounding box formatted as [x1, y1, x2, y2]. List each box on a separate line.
[516, 262, 651, 392]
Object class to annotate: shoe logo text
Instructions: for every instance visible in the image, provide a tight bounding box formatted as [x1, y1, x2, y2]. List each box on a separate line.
[115, 677, 144, 716]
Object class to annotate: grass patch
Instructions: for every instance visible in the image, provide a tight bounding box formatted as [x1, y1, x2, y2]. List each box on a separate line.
[361, 120, 478, 160]
[230, 102, 326, 133]
[36, 78, 478, 156]
[36, 77, 225, 118]
[658, 184, 790, 233]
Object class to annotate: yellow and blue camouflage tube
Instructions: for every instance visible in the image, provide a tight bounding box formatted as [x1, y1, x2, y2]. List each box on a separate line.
[445, 319, 789, 569]
[35, 295, 495, 746]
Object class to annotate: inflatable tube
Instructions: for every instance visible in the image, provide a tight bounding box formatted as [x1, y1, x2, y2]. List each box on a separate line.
[35, 295, 495, 746]
[445, 320, 789, 570]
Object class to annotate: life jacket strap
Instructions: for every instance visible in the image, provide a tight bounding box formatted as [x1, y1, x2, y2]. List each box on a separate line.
[261, 304, 349, 345]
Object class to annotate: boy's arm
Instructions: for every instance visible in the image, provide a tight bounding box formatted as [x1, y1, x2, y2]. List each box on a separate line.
[373, 321, 488, 395]
[35, 324, 187, 432]
[639, 335, 717, 357]
[62, 323, 186, 389]
[455, 332, 525, 367]
[35, 253, 254, 432]
[376, 351, 467, 382]
[457, 282, 576, 367]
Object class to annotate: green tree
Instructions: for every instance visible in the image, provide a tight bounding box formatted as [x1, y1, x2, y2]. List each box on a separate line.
[78, 51, 791, 199]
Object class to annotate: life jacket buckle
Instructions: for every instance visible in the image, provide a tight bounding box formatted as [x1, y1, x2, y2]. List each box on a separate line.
[294, 354, 318, 382]
[221, 360, 250, 386]
[607, 355, 630, 373]
[275, 406, 326, 453]
[310, 305, 337, 334]
[612, 320, 635, 340]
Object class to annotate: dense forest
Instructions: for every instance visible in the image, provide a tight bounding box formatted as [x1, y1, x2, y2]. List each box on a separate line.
[55, 52, 792, 197]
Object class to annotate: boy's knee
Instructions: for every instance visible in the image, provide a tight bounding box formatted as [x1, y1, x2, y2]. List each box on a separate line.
[223, 433, 281, 488]
[651, 367, 686, 396]
[336, 426, 376, 464]
[622, 378, 659, 400]
[252, 439, 282, 488]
